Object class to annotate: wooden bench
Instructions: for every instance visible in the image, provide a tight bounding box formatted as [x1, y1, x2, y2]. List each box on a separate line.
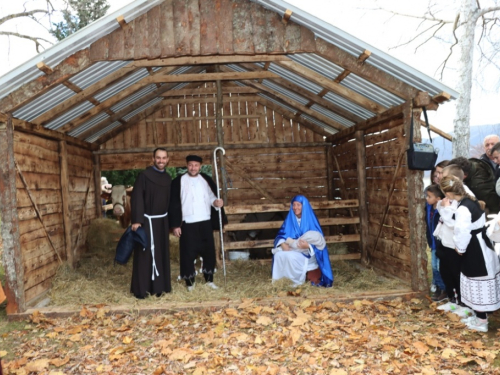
[222, 199, 362, 261]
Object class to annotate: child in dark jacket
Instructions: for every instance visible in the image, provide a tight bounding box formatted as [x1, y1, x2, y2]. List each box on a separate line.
[425, 184, 447, 301]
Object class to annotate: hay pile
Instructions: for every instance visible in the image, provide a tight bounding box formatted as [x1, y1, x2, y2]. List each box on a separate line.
[48, 218, 405, 307]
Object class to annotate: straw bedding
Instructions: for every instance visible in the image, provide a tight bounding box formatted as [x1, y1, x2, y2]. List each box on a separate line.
[48, 219, 404, 307]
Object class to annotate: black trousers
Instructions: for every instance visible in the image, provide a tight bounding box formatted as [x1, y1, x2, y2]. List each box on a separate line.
[179, 220, 216, 285]
[436, 241, 462, 303]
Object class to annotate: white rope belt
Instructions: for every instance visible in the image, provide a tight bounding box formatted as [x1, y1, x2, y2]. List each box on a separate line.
[144, 212, 168, 280]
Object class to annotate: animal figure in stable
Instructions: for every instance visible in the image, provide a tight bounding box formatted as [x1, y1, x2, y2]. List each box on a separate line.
[111, 185, 133, 228]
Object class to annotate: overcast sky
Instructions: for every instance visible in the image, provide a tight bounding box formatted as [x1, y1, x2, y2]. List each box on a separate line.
[1, 0, 499, 133]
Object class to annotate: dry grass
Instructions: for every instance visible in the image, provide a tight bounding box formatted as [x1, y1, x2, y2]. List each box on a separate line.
[48, 218, 406, 307]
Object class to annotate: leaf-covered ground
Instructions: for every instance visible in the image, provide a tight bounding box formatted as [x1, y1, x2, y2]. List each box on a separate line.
[1, 296, 500, 374]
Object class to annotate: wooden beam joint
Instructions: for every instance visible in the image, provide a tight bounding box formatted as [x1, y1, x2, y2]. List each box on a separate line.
[116, 15, 127, 28]
[36, 62, 54, 75]
[282, 9, 293, 24]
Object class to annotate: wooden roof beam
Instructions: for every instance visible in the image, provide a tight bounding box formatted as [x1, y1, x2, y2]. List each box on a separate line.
[0, 49, 93, 114]
[127, 54, 291, 68]
[236, 77, 347, 132]
[32, 61, 139, 127]
[282, 9, 293, 24]
[314, 38, 417, 100]
[75, 66, 206, 140]
[149, 70, 279, 83]
[333, 50, 371, 85]
[93, 100, 168, 145]
[161, 86, 259, 97]
[236, 62, 363, 123]
[58, 65, 182, 134]
[274, 59, 387, 114]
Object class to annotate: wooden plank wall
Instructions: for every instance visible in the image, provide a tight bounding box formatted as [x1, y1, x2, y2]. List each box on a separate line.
[89, 0, 316, 61]
[331, 113, 410, 281]
[13, 131, 96, 305]
[99, 93, 327, 205]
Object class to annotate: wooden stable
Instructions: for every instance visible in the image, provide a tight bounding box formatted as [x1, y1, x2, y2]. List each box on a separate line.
[0, 0, 455, 314]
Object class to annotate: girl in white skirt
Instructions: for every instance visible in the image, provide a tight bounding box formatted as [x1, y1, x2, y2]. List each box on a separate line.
[439, 175, 500, 332]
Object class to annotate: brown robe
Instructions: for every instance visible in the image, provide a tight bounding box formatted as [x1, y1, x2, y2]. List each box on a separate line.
[130, 167, 171, 298]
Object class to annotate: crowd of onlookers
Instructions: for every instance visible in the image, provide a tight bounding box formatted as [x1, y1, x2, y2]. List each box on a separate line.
[425, 134, 500, 332]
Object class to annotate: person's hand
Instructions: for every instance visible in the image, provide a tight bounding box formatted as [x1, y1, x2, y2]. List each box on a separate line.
[297, 239, 309, 249]
[455, 248, 462, 255]
[281, 243, 290, 251]
[173, 227, 182, 237]
[131, 223, 141, 231]
[441, 197, 451, 207]
[214, 199, 224, 208]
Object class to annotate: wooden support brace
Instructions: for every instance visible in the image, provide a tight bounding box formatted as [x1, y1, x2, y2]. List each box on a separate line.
[413, 91, 432, 108]
[14, 160, 63, 265]
[116, 15, 127, 28]
[74, 171, 94, 262]
[282, 9, 293, 23]
[36, 62, 54, 75]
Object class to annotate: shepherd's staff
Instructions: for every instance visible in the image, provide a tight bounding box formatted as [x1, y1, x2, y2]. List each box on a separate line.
[213, 146, 227, 286]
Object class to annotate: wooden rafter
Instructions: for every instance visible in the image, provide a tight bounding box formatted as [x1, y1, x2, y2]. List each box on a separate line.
[58, 65, 183, 134]
[314, 39, 418, 100]
[0, 49, 93, 114]
[219, 65, 346, 132]
[237, 62, 363, 123]
[274, 59, 386, 114]
[149, 71, 279, 83]
[126, 54, 291, 68]
[93, 100, 168, 145]
[32, 61, 139, 127]
[74, 66, 206, 140]
[161, 87, 259, 96]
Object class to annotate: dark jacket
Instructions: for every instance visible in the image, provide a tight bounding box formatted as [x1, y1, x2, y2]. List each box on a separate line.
[480, 153, 500, 182]
[464, 158, 500, 214]
[115, 226, 149, 265]
[169, 172, 227, 230]
[425, 203, 440, 250]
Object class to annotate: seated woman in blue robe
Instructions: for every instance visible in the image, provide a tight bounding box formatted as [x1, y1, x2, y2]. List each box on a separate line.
[272, 195, 333, 287]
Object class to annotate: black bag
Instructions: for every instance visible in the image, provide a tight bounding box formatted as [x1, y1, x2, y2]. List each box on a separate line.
[407, 107, 438, 170]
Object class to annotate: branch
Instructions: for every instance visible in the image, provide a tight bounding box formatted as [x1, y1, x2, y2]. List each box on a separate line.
[0, 31, 52, 53]
[478, 6, 500, 18]
[0, 9, 49, 26]
[436, 13, 460, 79]
[372, 6, 454, 23]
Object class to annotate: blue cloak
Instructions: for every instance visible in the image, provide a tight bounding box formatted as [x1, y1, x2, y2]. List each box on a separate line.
[274, 195, 334, 287]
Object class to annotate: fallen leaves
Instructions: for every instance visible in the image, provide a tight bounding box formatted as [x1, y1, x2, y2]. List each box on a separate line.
[2, 297, 500, 374]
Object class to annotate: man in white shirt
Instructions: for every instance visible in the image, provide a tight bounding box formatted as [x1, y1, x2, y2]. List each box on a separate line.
[170, 155, 224, 291]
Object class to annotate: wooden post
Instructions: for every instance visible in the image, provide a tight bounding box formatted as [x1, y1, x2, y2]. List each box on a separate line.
[214, 66, 228, 205]
[404, 103, 428, 292]
[0, 116, 25, 313]
[93, 153, 102, 219]
[325, 146, 335, 236]
[355, 130, 369, 265]
[59, 140, 74, 268]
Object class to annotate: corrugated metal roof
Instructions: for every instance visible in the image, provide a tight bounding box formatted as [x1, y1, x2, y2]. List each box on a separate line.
[0, 0, 459, 143]
[252, 0, 459, 99]
[12, 84, 75, 121]
[69, 60, 131, 89]
[0, 0, 163, 100]
[45, 101, 95, 130]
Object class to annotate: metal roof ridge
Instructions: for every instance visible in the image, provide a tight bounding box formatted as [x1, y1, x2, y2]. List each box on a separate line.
[250, 0, 460, 99]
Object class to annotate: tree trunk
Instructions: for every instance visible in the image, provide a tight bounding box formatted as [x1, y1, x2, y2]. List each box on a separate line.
[452, 0, 478, 158]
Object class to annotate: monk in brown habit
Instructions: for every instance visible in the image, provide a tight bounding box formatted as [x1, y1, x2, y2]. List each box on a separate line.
[130, 148, 172, 299]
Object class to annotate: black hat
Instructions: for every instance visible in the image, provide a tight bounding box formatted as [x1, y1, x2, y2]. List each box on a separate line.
[186, 155, 202, 163]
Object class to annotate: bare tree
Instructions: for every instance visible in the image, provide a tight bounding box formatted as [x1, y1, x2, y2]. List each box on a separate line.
[375, 0, 500, 158]
[0, 1, 56, 52]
